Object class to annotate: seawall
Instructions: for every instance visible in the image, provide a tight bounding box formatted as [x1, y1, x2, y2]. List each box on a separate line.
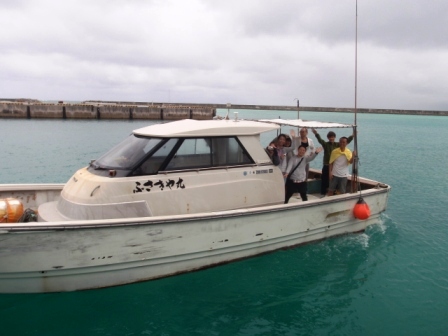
[86, 101, 448, 116]
[1, 100, 447, 120]
[0, 101, 216, 120]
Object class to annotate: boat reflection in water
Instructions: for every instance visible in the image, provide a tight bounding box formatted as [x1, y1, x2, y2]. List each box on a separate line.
[0, 117, 390, 293]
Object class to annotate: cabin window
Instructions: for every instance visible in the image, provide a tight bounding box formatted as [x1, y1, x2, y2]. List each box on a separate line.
[136, 138, 178, 175]
[164, 137, 253, 170]
[165, 138, 211, 169]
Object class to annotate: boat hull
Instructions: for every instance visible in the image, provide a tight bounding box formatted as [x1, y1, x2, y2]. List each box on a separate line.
[0, 185, 389, 293]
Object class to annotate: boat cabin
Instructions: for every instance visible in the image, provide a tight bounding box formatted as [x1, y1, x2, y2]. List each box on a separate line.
[38, 119, 286, 221]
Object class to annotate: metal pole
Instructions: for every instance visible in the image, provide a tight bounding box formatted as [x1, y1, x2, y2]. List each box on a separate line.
[351, 125, 359, 192]
[293, 98, 300, 119]
[297, 99, 300, 119]
[354, 0, 358, 126]
[351, 0, 359, 193]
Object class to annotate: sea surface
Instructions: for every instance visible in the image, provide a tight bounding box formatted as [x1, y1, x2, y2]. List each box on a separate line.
[0, 110, 447, 336]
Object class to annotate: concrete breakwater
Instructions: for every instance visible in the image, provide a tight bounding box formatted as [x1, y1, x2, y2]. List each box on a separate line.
[1, 100, 447, 119]
[85, 101, 448, 117]
[301, 106, 448, 116]
[97, 102, 447, 116]
[165, 103, 447, 117]
[0, 102, 216, 120]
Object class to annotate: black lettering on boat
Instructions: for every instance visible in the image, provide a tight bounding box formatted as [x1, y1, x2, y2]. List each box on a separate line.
[133, 177, 186, 193]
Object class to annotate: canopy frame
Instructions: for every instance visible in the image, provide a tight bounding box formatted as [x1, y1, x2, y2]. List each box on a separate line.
[256, 118, 353, 129]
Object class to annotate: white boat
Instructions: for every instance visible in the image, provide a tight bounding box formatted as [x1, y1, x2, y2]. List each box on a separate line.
[0, 117, 390, 293]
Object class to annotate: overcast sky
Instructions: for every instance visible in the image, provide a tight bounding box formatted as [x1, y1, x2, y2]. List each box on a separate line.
[1, 0, 447, 110]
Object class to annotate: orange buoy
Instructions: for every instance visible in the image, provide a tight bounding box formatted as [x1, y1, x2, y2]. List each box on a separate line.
[0, 198, 24, 223]
[353, 197, 370, 220]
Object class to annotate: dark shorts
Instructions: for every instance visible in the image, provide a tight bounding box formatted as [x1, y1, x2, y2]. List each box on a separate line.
[328, 176, 347, 194]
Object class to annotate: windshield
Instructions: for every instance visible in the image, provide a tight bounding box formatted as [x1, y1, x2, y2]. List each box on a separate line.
[93, 135, 162, 170]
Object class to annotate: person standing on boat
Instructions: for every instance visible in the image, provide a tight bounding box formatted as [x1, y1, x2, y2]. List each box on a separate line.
[289, 128, 315, 179]
[284, 145, 323, 203]
[273, 134, 288, 173]
[284, 135, 293, 160]
[327, 137, 356, 196]
[311, 128, 353, 196]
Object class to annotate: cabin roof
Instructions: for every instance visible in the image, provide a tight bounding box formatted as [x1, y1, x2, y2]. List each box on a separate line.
[133, 118, 353, 138]
[133, 119, 280, 137]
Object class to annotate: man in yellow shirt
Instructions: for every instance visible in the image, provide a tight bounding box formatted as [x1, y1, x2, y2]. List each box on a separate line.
[327, 137, 356, 196]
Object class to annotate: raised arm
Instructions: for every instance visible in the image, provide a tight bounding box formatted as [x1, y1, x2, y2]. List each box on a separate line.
[312, 128, 326, 146]
[305, 146, 323, 162]
[347, 129, 356, 144]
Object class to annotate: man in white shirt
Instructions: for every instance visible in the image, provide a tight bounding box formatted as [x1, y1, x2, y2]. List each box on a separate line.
[283, 145, 323, 203]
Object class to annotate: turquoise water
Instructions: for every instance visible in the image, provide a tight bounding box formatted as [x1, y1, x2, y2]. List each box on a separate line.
[1, 111, 447, 335]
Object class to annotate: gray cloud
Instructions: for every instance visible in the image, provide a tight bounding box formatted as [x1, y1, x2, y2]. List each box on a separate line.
[1, 0, 447, 110]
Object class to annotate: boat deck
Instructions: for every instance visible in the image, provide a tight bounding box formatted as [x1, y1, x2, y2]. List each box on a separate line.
[289, 192, 323, 203]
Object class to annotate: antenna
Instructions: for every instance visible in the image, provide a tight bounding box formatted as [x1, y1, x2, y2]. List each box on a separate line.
[351, 0, 371, 218]
[351, 0, 360, 193]
[354, 0, 358, 126]
[225, 103, 231, 120]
